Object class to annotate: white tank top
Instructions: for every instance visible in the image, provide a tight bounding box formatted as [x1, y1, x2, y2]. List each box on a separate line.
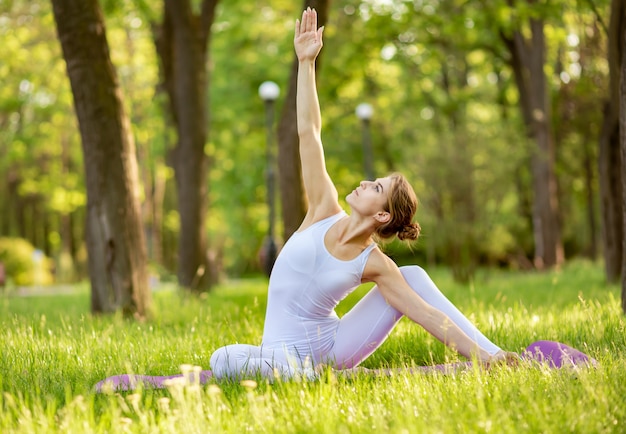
[261, 211, 377, 361]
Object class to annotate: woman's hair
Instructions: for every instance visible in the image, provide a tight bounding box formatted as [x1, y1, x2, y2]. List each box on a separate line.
[375, 173, 421, 242]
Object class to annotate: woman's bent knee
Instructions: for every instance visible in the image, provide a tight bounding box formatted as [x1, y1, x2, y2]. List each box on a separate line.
[399, 265, 427, 280]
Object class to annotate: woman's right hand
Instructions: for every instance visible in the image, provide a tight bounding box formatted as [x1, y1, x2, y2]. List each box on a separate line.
[486, 350, 521, 367]
[294, 7, 324, 62]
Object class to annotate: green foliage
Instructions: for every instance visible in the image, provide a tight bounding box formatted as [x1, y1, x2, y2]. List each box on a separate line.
[0, 262, 624, 432]
[0, 0, 616, 278]
[0, 237, 53, 286]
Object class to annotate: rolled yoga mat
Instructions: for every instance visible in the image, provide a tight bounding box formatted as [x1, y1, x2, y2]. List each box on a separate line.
[94, 340, 597, 392]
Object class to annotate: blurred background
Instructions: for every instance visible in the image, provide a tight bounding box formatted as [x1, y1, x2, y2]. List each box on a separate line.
[0, 0, 621, 305]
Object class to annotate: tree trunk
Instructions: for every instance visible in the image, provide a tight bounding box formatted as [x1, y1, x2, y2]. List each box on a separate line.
[439, 56, 477, 282]
[42, 206, 51, 257]
[58, 134, 76, 280]
[151, 163, 167, 267]
[600, 0, 625, 284]
[619, 0, 626, 313]
[154, 0, 218, 291]
[11, 177, 26, 239]
[277, 0, 330, 241]
[502, 15, 564, 269]
[51, 0, 150, 317]
[582, 135, 598, 260]
[123, 26, 156, 268]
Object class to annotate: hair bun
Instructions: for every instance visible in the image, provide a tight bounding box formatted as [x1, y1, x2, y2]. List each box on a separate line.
[397, 222, 421, 241]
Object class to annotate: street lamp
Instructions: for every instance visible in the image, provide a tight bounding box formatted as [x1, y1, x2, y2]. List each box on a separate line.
[259, 81, 280, 277]
[355, 103, 375, 180]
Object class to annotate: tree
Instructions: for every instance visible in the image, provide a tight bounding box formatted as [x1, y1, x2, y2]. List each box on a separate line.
[153, 0, 219, 291]
[0, 0, 615, 280]
[618, 0, 626, 313]
[600, 0, 624, 285]
[500, 1, 564, 269]
[277, 0, 330, 241]
[51, 0, 150, 316]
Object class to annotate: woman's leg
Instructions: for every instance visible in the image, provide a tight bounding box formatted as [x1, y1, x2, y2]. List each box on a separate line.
[329, 265, 501, 368]
[328, 285, 402, 369]
[398, 266, 502, 355]
[210, 344, 314, 380]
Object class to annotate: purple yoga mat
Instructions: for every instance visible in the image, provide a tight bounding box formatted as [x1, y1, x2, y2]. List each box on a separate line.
[362, 340, 597, 377]
[95, 370, 214, 393]
[94, 340, 597, 392]
[521, 340, 598, 368]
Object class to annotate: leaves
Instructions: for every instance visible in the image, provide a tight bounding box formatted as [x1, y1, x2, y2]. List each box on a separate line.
[0, 0, 613, 278]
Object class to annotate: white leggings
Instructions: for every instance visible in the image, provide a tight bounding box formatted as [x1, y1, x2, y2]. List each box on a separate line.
[209, 266, 501, 379]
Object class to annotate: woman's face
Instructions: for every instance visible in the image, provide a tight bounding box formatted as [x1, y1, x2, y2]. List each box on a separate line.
[346, 177, 392, 217]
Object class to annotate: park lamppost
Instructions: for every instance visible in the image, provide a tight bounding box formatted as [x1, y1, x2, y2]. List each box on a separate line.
[355, 102, 375, 180]
[259, 81, 280, 277]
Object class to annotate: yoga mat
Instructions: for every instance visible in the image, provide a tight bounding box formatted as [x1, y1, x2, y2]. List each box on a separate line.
[95, 370, 214, 393]
[366, 339, 597, 376]
[94, 340, 597, 392]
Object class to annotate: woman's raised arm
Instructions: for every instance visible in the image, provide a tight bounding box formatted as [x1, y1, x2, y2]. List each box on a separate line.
[294, 8, 341, 228]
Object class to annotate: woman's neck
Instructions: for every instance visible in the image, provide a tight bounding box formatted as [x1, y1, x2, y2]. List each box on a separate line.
[333, 214, 375, 247]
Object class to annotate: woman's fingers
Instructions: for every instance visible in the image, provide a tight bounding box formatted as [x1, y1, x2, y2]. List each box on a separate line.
[309, 8, 317, 33]
[303, 7, 316, 33]
[487, 351, 520, 368]
[304, 8, 310, 32]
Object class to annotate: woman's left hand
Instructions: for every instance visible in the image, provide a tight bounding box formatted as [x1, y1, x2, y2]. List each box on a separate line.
[294, 7, 324, 62]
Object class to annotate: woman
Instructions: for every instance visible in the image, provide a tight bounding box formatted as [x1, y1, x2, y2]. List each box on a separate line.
[95, 9, 594, 392]
[209, 8, 516, 380]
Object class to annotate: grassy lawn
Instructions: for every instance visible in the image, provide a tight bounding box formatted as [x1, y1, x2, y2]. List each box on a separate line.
[1, 260, 624, 433]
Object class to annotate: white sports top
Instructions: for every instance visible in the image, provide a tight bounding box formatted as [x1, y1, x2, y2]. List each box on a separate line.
[261, 211, 376, 363]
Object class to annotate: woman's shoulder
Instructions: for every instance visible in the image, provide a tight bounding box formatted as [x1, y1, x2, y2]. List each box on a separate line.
[361, 247, 399, 282]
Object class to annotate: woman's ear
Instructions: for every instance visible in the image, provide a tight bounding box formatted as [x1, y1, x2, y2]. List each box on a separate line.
[374, 211, 391, 224]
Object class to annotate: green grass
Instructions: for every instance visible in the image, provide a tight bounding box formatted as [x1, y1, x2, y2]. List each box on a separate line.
[1, 260, 625, 433]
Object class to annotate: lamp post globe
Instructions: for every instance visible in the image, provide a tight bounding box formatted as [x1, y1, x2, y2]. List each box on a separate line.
[355, 102, 374, 121]
[259, 81, 280, 101]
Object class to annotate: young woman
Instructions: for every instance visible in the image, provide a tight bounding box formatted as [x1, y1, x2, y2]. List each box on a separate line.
[95, 9, 595, 392]
[208, 8, 517, 380]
